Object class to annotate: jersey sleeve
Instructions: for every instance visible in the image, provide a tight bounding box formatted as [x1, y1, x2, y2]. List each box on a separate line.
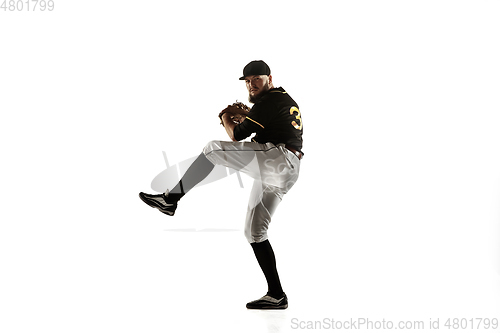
[233, 99, 277, 141]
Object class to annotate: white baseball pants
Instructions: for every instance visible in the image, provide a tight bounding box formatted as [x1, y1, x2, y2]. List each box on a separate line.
[203, 141, 300, 243]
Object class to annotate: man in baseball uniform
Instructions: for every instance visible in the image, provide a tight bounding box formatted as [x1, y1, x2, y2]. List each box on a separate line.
[139, 60, 303, 309]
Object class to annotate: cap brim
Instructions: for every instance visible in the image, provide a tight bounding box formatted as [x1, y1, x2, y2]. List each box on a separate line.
[239, 76, 246, 80]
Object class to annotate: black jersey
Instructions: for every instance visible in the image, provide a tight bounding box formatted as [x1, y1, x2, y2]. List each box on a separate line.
[233, 87, 304, 153]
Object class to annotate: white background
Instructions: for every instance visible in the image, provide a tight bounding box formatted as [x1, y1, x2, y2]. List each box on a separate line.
[1, 1, 499, 332]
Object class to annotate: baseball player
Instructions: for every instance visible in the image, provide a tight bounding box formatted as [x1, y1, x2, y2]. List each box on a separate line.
[139, 60, 303, 310]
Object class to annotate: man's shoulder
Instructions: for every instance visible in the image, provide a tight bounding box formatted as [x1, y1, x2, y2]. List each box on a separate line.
[258, 87, 290, 104]
[251, 87, 298, 114]
[268, 87, 287, 94]
[267, 87, 299, 108]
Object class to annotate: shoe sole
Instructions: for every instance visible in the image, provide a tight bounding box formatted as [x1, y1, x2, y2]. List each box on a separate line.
[139, 193, 176, 216]
[246, 304, 288, 310]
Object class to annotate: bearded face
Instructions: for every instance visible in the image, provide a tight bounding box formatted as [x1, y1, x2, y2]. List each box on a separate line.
[245, 75, 273, 103]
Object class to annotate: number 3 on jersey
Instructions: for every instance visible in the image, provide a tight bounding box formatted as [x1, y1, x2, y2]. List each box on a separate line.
[290, 107, 303, 130]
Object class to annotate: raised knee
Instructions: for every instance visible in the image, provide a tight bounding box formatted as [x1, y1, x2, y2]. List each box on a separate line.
[203, 140, 221, 157]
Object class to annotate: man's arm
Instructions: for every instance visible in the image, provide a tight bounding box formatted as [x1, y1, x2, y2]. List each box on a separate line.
[221, 113, 238, 141]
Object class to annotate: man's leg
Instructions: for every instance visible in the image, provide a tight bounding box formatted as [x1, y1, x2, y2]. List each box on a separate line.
[244, 181, 288, 309]
[202, 142, 300, 309]
[140, 140, 269, 214]
[140, 140, 265, 215]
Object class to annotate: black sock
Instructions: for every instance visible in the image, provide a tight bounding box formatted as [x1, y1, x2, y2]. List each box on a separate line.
[168, 152, 215, 201]
[250, 240, 284, 298]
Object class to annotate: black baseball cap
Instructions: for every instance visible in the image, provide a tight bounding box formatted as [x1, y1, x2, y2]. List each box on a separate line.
[239, 60, 271, 80]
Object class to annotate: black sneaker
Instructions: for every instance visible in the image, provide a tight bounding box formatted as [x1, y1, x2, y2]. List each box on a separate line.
[246, 293, 288, 310]
[139, 190, 178, 216]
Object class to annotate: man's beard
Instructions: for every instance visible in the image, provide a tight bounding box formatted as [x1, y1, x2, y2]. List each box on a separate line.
[248, 82, 270, 103]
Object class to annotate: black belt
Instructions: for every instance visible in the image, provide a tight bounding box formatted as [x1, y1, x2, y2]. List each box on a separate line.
[285, 145, 303, 160]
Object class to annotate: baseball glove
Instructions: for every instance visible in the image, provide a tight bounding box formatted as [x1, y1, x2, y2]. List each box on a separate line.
[219, 101, 251, 125]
